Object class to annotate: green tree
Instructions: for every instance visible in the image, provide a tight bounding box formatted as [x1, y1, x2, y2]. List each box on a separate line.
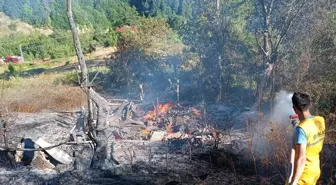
[182, 0, 255, 102]
[110, 17, 183, 92]
[107, 2, 140, 28]
[6, 64, 19, 78]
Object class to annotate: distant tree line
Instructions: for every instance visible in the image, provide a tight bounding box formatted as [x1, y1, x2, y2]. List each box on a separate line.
[0, 30, 118, 60]
[0, 0, 192, 30]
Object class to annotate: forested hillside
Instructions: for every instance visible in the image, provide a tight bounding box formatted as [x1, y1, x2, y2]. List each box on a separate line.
[0, 0, 191, 60]
[1, 0, 336, 115]
[0, 0, 192, 29]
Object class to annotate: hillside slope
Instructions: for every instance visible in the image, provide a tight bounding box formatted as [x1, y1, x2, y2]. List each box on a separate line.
[0, 12, 53, 36]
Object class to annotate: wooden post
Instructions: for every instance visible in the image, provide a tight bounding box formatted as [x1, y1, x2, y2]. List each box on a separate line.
[156, 96, 159, 124]
[0, 118, 8, 149]
[177, 79, 180, 103]
[19, 45, 24, 60]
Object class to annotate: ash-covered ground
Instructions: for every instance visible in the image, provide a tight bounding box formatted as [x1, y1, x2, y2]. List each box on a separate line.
[0, 103, 334, 185]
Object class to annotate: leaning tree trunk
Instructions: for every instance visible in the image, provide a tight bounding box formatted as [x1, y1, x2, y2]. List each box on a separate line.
[253, 0, 272, 111]
[66, 0, 111, 169]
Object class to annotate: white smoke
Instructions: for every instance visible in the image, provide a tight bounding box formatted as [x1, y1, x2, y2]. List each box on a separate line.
[251, 90, 294, 157]
[270, 90, 295, 125]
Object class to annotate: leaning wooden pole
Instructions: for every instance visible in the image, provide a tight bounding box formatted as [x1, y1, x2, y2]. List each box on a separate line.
[66, 0, 94, 134]
[67, 0, 111, 169]
[66, 0, 94, 170]
[66, 0, 88, 87]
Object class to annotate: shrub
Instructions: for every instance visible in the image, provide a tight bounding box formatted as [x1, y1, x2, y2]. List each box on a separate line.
[53, 72, 78, 86]
[5, 64, 19, 78]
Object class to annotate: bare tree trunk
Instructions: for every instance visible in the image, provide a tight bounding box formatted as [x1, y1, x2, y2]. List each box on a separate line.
[254, 0, 273, 110]
[66, 0, 88, 86]
[253, 0, 309, 110]
[66, 0, 112, 170]
[89, 89, 110, 169]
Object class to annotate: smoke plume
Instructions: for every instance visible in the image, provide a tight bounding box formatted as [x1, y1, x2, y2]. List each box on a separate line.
[251, 90, 294, 157]
[271, 90, 295, 125]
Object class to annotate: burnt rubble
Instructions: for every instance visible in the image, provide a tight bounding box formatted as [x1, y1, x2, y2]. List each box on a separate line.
[0, 100, 334, 185]
[0, 100, 265, 184]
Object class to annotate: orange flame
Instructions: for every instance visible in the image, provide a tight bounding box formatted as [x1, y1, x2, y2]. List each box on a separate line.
[142, 103, 172, 120]
[192, 108, 201, 116]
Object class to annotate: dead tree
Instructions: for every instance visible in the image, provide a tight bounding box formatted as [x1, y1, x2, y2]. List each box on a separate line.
[253, 0, 310, 109]
[66, 0, 112, 169]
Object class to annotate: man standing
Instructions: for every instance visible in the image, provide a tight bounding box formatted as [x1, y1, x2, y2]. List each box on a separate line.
[288, 92, 326, 185]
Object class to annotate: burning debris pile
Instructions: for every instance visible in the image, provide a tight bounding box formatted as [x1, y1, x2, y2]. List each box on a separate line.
[108, 100, 217, 144]
[0, 99, 258, 185]
[105, 99, 254, 168]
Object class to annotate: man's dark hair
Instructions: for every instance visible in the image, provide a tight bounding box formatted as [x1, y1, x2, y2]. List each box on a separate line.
[292, 92, 311, 111]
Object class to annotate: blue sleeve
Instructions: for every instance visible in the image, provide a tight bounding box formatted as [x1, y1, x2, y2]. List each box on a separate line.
[295, 127, 307, 145]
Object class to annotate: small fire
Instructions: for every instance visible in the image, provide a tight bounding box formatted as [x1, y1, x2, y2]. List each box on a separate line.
[142, 103, 172, 120]
[192, 108, 201, 116]
[141, 128, 151, 136]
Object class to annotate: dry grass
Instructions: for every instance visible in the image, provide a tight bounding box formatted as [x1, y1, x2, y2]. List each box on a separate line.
[325, 114, 336, 144]
[247, 120, 293, 183]
[0, 74, 86, 113]
[249, 118, 336, 184]
[260, 122, 291, 181]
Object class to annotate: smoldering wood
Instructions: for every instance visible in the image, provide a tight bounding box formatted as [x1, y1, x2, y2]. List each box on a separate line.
[112, 101, 128, 116]
[139, 84, 144, 101]
[108, 99, 143, 103]
[120, 120, 146, 128]
[0, 119, 8, 149]
[156, 97, 159, 124]
[121, 102, 131, 121]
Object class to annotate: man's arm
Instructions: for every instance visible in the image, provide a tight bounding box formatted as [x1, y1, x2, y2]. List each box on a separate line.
[289, 127, 307, 185]
[290, 143, 306, 185]
[288, 127, 297, 182]
[288, 147, 295, 182]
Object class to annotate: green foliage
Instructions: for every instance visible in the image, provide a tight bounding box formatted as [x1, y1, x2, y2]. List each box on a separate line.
[107, 2, 140, 27]
[0, 29, 119, 61]
[129, 0, 193, 29]
[6, 64, 19, 78]
[118, 17, 183, 58]
[109, 17, 183, 92]
[223, 0, 255, 46]
[93, 29, 119, 47]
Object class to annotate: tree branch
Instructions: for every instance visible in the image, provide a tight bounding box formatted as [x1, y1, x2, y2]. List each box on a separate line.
[269, 0, 275, 15]
[274, 0, 308, 51]
[255, 31, 268, 56]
